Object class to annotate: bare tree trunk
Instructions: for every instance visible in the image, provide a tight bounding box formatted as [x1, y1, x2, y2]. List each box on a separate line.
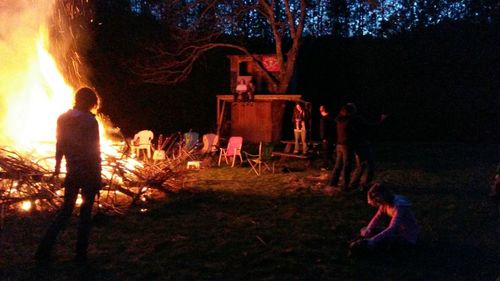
[133, 0, 307, 94]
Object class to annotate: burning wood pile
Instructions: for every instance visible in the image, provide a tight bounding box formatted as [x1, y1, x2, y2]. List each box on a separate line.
[0, 1, 208, 226]
[0, 148, 60, 212]
[0, 143, 199, 222]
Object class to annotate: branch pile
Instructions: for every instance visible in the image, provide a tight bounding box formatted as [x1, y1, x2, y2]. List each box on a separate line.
[0, 148, 61, 210]
[0, 146, 199, 217]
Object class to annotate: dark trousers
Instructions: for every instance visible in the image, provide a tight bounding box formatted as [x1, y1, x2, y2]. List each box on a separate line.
[321, 139, 335, 167]
[350, 144, 374, 190]
[233, 92, 248, 102]
[36, 181, 98, 259]
[329, 144, 354, 189]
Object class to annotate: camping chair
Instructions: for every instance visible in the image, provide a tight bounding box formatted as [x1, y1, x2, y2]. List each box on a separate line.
[244, 142, 271, 176]
[131, 130, 154, 159]
[152, 134, 175, 161]
[159, 133, 179, 159]
[218, 136, 243, 167]
[201, 133, 219, 154]
[184, 132, 200, 151]
[174, 131, 200, 160]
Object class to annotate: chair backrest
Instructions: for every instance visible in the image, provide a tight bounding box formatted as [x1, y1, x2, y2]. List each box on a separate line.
[226, 136, 243, 156]
[134, 130, 154, 145]
[257, 141, 263, 159]
[202, 133, 219, 153]
[184, 132, 199, 150]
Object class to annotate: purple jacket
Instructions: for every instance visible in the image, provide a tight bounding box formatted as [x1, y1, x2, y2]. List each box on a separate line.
[366, 195, 419, 245]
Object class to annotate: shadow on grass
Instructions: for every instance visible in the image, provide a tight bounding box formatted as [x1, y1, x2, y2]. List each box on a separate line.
[6, 188, 495, 281]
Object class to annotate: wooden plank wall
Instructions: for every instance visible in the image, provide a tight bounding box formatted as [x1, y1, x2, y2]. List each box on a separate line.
[231, 101, 285, 143]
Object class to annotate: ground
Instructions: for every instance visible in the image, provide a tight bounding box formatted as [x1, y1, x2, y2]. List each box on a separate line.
[0, 143, 498, 280]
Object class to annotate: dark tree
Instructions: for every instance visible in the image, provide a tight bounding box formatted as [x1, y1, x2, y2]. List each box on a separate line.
[130, 0, 309, 94]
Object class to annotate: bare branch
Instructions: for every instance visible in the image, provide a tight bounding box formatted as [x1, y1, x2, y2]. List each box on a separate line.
[132, 0, 310, 92]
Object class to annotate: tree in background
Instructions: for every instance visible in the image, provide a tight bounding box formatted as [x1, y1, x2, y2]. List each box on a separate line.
[54, 0, 498, 93]
[131, 0, 309, 94]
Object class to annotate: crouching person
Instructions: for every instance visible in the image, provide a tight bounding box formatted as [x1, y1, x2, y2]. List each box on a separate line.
[349, 183, 419, 255]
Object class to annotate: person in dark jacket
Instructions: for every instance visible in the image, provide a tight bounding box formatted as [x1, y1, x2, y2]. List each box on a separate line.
[36, 87, 101, 264]
[319, 105, 335, 169]
[327, 104, 357, 190]
[348, 103, 387, 191]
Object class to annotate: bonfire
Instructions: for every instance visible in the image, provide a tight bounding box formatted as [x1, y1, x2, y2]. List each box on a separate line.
[0, 143, 195, 213]
[0, 1, 193, 224]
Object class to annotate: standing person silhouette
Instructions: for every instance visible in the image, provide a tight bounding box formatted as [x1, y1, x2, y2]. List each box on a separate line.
[327, 104, 357, 191]
[36, 87, 101, 264]
[348, 103, 387, 191]
[247, 78, 255, 101]
[319, 105, 335, 169]
[293, 103, 308, 154]
[235, 79, 247, 102]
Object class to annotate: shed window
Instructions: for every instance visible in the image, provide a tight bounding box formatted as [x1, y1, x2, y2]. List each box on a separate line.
[239, 62, 250, 76]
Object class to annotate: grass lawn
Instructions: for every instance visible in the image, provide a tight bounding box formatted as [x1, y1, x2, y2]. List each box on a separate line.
[1, 143, 498, 280]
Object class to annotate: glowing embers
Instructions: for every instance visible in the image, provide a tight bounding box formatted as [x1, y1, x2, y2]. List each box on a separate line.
[20, 200, 32, 211]
[187, 161, 201, 170]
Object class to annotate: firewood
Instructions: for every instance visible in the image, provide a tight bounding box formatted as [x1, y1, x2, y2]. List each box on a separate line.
[0, 142, 196, 220]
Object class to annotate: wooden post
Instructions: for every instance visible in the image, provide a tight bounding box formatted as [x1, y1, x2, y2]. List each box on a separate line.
[216, 100, 226, 141]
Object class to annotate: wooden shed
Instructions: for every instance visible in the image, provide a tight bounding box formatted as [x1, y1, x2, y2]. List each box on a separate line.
[217, 55, 309, 143]
[216, 95, 307, 143]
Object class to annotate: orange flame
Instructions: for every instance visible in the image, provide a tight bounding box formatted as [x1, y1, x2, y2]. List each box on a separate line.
[2, 29, 73, 148]
[0, 2, 145, 214]
[0, 2, 138, 169]
[0, 1, 72, 152]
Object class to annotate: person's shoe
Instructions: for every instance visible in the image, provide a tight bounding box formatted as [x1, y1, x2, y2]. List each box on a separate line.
[359, 184, 368, 192]
[323, 185, 341, 196]
[74, 253, 88, 265]
[293, 150, 299, 154]
[328, 182, 338, 188]
[35, 253, 52, 267]
[35, 246, 53, 264]
[346, 184, 357, 191]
